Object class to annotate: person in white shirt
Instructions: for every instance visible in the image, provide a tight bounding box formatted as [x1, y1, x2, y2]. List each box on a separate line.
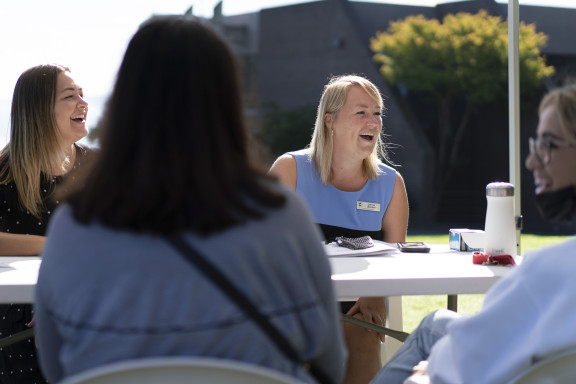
[371, 82, 576, 384]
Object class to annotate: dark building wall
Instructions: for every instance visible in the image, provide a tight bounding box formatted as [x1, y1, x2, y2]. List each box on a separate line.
[258, 1, 373, 110]
[521, 5, 576, 56]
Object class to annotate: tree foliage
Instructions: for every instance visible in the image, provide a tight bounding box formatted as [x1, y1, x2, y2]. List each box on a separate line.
[370, 10, 554, 194]
[257, 103, 317, 160]
[371, 10, 552, 103]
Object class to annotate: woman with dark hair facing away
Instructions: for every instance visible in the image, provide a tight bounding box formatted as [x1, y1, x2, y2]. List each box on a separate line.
[270, 74, 409, 384]
[0, 64, 91, 383]
[35, 15, 346, 384]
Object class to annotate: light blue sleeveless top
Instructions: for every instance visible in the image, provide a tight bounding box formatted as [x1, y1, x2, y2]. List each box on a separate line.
[288, 149, 397, 232]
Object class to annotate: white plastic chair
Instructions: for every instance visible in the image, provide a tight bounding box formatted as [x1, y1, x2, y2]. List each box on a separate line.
[58, 357, 306, 384]
[508, 346, 576, 383]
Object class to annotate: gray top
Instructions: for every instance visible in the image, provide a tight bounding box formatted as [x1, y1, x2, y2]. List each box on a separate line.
[35, 186, 346, 383]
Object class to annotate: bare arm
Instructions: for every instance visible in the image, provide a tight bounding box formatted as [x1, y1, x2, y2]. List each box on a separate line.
[382, 172, 409, 243]
[268, 154, 297, 189]
[0, 232, 45, 256]
[404, 361, 430, 384]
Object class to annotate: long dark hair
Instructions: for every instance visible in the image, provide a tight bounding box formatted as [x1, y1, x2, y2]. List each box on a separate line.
[64, 15, 285, 235]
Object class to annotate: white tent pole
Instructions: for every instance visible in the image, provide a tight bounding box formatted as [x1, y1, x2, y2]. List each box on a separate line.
[508, 0, 522, 254]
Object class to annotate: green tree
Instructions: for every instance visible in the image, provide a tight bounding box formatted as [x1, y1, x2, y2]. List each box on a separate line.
[257, 103, 317, 160]
[370, 10, 553, 193]
[87, 122, 101, 144]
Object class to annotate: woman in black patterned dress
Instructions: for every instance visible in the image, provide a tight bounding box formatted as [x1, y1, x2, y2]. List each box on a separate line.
[0, 64, 91, 383]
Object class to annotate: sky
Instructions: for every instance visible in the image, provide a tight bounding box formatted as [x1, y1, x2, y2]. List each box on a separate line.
[1, 0, 575, 147]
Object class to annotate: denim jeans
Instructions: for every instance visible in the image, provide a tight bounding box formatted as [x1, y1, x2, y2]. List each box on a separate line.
[370, 309, 461, 384]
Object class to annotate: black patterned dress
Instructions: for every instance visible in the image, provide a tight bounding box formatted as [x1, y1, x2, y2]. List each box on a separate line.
[0, 144, 91, 383]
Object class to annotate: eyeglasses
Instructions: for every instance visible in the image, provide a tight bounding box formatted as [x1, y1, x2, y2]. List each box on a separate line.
[529, 136, 574, 165]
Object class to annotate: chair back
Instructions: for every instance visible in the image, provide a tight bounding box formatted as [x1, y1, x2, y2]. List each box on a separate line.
[509, 346, 576, 384]
[59, 357, 306, 384]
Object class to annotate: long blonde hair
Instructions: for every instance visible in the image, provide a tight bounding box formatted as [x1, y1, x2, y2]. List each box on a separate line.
[309, 74, 389, 184]
[0, 64, 69, 218]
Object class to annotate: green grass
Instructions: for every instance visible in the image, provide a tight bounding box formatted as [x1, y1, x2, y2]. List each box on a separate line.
[400, 233, 571, 333]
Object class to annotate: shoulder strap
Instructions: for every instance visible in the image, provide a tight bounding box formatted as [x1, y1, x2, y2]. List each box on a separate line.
[165, 235, 333, 384]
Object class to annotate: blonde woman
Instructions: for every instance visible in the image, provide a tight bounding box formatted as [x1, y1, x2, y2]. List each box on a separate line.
[0, 64, 92, 383]
[270, 74, 409, 384]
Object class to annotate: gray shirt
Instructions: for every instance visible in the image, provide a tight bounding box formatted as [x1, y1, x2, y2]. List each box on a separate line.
[35, 187, 346, 383]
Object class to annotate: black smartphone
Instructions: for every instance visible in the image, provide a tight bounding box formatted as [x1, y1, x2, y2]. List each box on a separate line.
[397, 242, 431, 253]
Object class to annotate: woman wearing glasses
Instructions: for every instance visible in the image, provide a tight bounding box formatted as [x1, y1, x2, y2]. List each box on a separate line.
[527, 93, 576, 221]
[370, 83, 576, 384]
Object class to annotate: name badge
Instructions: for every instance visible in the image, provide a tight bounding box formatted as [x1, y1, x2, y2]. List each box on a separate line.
[356, 201, 381, 212]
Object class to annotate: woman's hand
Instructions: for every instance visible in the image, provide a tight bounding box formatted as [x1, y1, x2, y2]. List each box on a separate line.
[347, 296, 387, 341]
[403, 361, 430, 384]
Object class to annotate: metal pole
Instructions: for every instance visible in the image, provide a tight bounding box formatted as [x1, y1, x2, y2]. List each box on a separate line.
[508, 0, 522, 255]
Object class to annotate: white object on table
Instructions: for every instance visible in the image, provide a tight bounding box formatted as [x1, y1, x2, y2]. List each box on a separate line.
[330, 244, 517, 300]
[0, 257, 41, 303]
[330, 244, 519, 361]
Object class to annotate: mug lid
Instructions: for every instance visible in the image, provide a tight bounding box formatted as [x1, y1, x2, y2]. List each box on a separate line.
[486, 182, 514, 196]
